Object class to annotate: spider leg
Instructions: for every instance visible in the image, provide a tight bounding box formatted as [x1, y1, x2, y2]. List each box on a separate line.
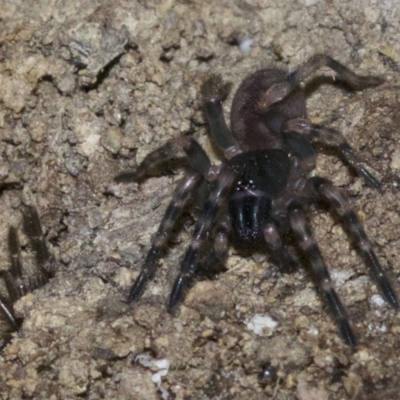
[309, 177, 398, 307]
[0, 298, 18, 331]
[263, 54, 384, 108]
[0, 230, 21, 330]
[289, 203, 357, 347]
[202, 75, 242, 159]
[168, 167, 235, 311]
[0, 206, 52, 337]
[22, 205, 54, 287]
[285, 119, 381, 190]
[2, 226, 26, 302]
[115, 136, 212, 182]
[128, 171, 205, 304]
[198, 214, 231, 278]
[263, 222, 298, 272]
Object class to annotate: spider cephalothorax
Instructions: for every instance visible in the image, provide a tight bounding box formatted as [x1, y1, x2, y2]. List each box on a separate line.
[116, 54, 397, 347]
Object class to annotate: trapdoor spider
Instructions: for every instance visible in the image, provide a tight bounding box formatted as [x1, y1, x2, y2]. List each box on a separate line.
[0, 205, 54, 349]
[116, 54, 397, 347]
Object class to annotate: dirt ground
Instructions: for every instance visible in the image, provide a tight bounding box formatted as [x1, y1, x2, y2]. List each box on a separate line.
[1, 0, 400, 399]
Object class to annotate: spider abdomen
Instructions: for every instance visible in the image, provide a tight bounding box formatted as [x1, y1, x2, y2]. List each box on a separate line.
[230, 68, 307, 151]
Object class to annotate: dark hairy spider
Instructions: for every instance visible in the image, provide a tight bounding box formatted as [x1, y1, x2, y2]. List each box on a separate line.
[0, 205, 54, 349]
[116, 54, 398, 348]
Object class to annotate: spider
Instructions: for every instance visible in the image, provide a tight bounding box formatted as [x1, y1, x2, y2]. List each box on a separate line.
[0, 205, 54, 349]
[115, 54, 398, 348]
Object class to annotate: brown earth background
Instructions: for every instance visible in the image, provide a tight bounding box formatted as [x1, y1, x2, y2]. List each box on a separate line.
[1, 0, 400, 399]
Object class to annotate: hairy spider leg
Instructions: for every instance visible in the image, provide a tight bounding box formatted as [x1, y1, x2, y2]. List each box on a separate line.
[0, 298, 18, 332]
[263, 54, 384, 108]
[168, 168, 235, 311]
[0, 206, 53, 341]
[128, 171, 205, 304]
[201, 75, 243, 159]
[210, 214, 231, 261]
[289, 204, 357, 347]
[115, 136, 212, 183]
[197, 214, 232, 277]
[263, 222, 298, 272]
[0, 230, 22, 331]
[285, 119, 381, 190]
[309, 178, 398, 307]
[123, 136, 215, 303]
[4, 227, 26, 301]
[22, 205, 54, 287]
[0, 293, 17, 349]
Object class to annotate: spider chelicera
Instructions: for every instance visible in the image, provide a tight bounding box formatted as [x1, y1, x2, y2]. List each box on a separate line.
[116, 54, 398, 348]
